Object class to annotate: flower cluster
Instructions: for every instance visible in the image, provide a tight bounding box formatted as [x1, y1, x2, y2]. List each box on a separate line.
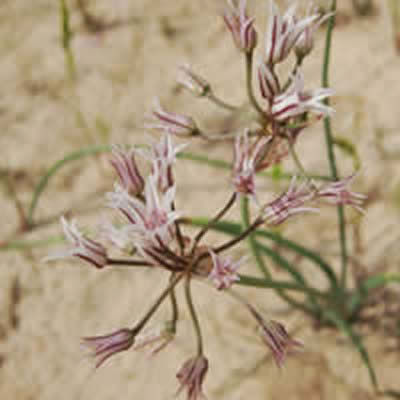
[45, 2, 367, 400]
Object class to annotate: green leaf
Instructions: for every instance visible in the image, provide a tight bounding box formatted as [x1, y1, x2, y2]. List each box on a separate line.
[188, 217, 339, 290]
[237, 274, 325, 298]
[348, 274, 400, 313]
[323, 310, 378, 389]
[28, 145, 111, 225]
[1, 236, 64, 251]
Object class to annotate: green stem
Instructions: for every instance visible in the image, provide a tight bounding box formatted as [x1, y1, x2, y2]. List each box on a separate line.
[207, 92, 237, 112]
[322, 0, 348, 291]
[132, 273, 183, 335]
[245, 52, 265, 118]
[185, 276, 204, 356]
[28, 145, 110, 226]
[238, 274, 326, 298]
[240, 196, 270, 277]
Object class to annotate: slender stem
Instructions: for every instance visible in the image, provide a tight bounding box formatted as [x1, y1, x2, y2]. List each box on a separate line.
[245, 51, 265, 118]
[196, 130, 238, 142]
[172, 201, 185, 255]
[107, 258, 152, 267]
[191, 192, 237, 255]
[288, 142, 308, 179]
[132, 273, 183, 335]
[240, 196, 270, 277]
[281, 56, 303, 92]
[238, 274, 326, 298]
[155, 236, 187, 266]
[321, 0, 348, 291]
[169, 273, 179, 326]
[240, 197, 316, 313]
[185, 276, 204, 355]
[207, 92, 237, 112]
[213, 217, 264, 254]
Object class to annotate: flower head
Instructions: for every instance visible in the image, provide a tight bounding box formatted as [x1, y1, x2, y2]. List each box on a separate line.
[45, 217, 107, 268]
[176, 355, 209, 400]
[208, 250, 243, 290]
[265, 1, 318, 65]
[223, 0, 258, 53]
[258, 61, 280, 103]
[261, 177, 318, 225]
[272, 69, 334, 121]
[146, 133, 187, 193]
[259, 319, 303, 368]
[107, 175, 179, 249]
[82, 328, 135, 368]
[110, 145, 144, 195]
[317, 173, 366, 213]
[178, 64, 211, 97]
[146, 99, 198, 137]
[295, 5, 333, 59]
[233, 130, 271, 197]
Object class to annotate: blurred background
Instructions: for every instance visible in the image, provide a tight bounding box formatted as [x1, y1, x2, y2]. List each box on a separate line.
[1, 0, 400, 399]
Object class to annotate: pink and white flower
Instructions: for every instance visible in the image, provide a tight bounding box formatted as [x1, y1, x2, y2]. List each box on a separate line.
[259, 318, 303, 368]
[223, 0, 258, 53]
[45, 217, 107, 269]
[146, 99, 198, 136]
[265, 1, 318, 65]
[262, 177, 318, 225]
[178, 64, 211, 97]
[110, 145, 144, 195]
[208, 250, 243, 290]
[146, 133, 187, 193]
[258, 61, 280, 103]
[317, 173, 366, 213]
[295, 5, 334, 59]
[107, 174, 180, 248]
[176, 355, 209, 400]
[82, 328, 135, 368]
[233, 130, 271, 197]
[272, 69, 334, 121]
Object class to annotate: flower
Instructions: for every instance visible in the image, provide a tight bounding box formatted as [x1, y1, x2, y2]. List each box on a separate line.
[176, 355, 209, 400]
[100, 220, 133, 252]
[82, 328, 135, 368]
[258, 61, 280, 103]
[110, 145, 144, 195]
[146, 99, 198, 136]
[178, 64, 211, 97]
[208, 250, 243, 290]
[259, 319, 303, 368]
[146, 133, 187, 192]
[317, 173, 366, 213]
[272, 69, 334, 121]
[261, 177, 318, 225]
[107, 174, 180, 248]
[265, 1, 318, 65]
[295, 5, 334, 59]
[233, 130, 271, 196]
[45, 217, 107, 268]
[223, 0, 258, 53]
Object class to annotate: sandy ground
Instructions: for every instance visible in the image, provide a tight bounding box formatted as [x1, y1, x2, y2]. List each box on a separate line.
[1, 0, 400, 399]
